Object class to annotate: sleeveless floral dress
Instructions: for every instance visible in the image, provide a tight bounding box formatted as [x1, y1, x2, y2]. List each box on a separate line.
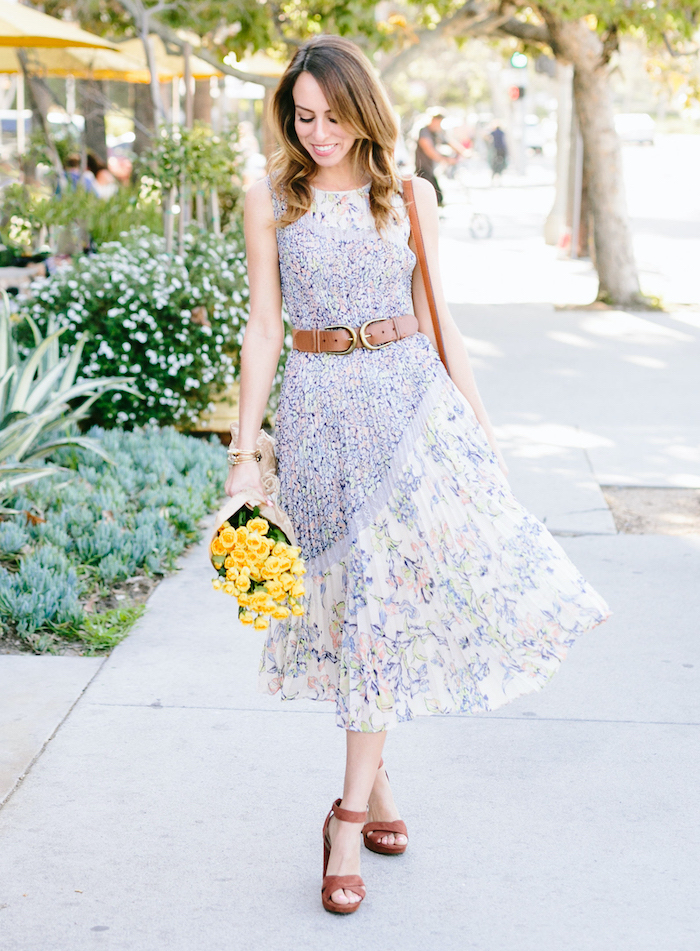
[259, 179, 610, 732]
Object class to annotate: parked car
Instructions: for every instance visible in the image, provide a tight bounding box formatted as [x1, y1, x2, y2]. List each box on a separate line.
[614, 113, 655, 145]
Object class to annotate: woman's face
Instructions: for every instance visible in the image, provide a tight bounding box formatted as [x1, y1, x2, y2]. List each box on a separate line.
[292, 72, 356, 172]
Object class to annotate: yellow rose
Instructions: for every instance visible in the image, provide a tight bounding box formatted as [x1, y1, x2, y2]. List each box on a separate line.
[272, 542, 289, 557]
[249, 549, 267, 567]
[250, 591, 270, 612]
[234, 526, 248, 546]
[211, 577, 223, 590]
[237, 593, 251, 607]
[265, 580, 285, 600]
[226, 567, 239, 581]
[249, 566, 262, 582]
[290, 603, 304, 616]
[272, 606, 291, 619]
[219, 527, 237, 550]
[223, 581, 236, 595]
[210, 537, 225, 557]
[224, 554, 236, 569]
[245, 531, 265, 552]
[291, 580, 305, 597]
[254, 615, 269, 630]
[261, 555, 282, 577]
[280, 572, 295, 592]
[234, 573, 251, 592]
[291, 559, 306, 575]
[288, 546, 302, 558]
[239, 611, 254, 626]
[232, 549, 249, 568]
[275, 555, 292, 573]
[247, 517, 269, 535]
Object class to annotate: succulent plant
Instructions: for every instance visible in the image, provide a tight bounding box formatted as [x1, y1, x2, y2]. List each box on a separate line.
[0, 425, 227, 650]
[0, 289, 137, 510]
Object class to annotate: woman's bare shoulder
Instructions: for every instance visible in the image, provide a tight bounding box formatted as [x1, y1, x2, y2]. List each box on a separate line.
[410, 175, 439, 213]
[244, 178, 275, 222]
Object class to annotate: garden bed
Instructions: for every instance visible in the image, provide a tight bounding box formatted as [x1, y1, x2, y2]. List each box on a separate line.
[0, 427, 227, 655]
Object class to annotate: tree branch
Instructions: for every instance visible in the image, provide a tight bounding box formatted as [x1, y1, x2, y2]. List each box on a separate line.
[381, 3, 551, 80]
[493, 16, 551, 45]
[147, 20, 280, 88]
[662, 32, 699, 57]
[381, 0, 483, 80]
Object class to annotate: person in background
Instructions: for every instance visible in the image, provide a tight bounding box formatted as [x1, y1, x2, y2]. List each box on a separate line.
[488, 124, 508, 181]
[87, 153, 118, 200]
[63, 154, 98, 196]
[415, 109, 466, 206]
[107, 154, 133, 186]
[237, 120, 267, 190]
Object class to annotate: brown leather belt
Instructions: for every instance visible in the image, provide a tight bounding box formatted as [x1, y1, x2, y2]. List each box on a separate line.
[292, 314, 419, 355]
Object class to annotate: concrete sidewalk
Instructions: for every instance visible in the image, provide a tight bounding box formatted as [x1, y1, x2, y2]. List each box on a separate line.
[1, 303, 699, 950]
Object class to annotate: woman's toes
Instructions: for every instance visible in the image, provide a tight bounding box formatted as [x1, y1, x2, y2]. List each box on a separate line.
[332, 888, 360, 905]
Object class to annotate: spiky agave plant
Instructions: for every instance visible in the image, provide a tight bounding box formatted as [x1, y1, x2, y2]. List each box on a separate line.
[0, 288, 139, 510]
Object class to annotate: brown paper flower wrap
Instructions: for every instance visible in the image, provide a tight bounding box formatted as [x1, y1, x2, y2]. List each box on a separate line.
[209, 429, 306, 629]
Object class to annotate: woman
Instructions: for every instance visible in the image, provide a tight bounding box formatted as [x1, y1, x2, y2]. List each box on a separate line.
[225, 35, 609, 914]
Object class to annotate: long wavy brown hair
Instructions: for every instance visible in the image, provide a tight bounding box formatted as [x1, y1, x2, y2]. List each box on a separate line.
[268, 35, 401, 233]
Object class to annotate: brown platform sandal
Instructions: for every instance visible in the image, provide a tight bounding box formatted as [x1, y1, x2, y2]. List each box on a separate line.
[322, 799, 368, 914]
[362, 759, 409, 856]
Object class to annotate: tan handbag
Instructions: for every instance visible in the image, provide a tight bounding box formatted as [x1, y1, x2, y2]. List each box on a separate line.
[403, 177, 451, 376]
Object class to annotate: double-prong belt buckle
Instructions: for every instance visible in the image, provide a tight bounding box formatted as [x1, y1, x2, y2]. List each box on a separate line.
[325, 317, 393, 354]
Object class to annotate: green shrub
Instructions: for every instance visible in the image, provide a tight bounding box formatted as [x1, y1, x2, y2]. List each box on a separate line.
[20, 226, 284, 429]
[0, 426, 227, 652]
[0, 182, 162, 256]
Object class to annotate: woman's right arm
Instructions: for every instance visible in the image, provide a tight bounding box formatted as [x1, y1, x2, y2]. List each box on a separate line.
[224, 180, 285, 498]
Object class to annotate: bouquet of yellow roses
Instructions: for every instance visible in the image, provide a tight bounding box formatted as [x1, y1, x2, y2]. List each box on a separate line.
[209, 493, 306, 630]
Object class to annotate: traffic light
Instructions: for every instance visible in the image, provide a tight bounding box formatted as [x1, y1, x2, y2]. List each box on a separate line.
[509, 86, 526, 100]
[510, 51, 528, 68]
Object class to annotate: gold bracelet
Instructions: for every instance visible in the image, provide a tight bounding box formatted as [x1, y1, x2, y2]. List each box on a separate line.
[227, 448, 262, 466]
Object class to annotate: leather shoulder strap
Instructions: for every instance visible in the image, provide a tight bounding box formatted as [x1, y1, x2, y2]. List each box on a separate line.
[403, 177, 450, 375]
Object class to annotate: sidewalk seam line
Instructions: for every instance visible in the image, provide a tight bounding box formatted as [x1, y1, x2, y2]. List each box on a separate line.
[0, 658, 109, 812]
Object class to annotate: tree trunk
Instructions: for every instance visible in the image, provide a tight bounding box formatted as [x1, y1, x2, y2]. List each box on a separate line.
[140, 28, 164, 126]
[17, 53, 65, 185]
[78, 79, 107, 164]
[193, 80, 211, 125]
[133, 81, 155, 156]
[543, 15, 644, 306]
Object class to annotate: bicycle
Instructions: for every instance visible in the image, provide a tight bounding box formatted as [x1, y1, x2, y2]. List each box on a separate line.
[443, 160, 493, 239]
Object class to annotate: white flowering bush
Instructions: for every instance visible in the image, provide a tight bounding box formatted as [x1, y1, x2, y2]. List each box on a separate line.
[21, 226, 284, 429]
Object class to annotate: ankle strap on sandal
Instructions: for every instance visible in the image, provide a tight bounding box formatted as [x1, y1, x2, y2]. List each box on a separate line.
[331, 798, 367, 824]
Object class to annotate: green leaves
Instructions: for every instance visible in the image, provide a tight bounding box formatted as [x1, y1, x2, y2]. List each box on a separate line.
[0, 290, 136, 509]
[140, 123, 242, 195]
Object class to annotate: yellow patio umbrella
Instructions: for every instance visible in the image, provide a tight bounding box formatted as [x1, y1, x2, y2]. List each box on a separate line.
[0, 0, 118, 50]
[0, 44, 150, 81]
[118, 35, 222, 80]
[228, 50, 286, 78]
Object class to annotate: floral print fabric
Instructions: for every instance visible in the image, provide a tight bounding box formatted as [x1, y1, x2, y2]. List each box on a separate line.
[261, 179, 610, 731]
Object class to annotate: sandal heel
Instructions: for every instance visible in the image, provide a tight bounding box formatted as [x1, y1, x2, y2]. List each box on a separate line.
[321, 799, 367, 915]
[363, 760, 409, 856]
